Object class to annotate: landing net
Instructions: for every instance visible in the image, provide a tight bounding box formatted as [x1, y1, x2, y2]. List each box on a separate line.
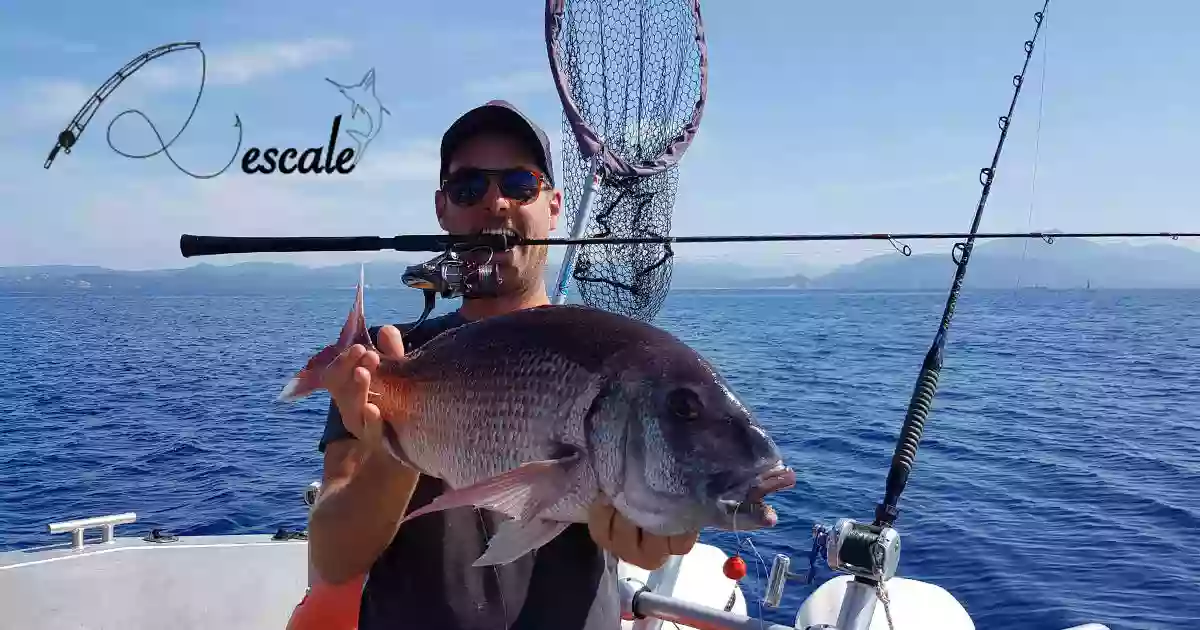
[546, 0, 707, 321]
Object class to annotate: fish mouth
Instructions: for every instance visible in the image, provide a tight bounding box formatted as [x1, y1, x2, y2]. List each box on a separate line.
[748, 465, 796, 502]
[718, 465, 796, 530]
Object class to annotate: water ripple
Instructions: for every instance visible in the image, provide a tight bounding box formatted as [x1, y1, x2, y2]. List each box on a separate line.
[1, 288, 1197, 630]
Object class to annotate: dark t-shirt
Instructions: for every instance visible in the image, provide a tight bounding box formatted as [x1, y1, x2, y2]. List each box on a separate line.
[317, 311, 611, 630]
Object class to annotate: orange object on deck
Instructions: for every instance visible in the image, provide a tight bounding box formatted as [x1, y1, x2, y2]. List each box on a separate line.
[285, 576, 365, 630]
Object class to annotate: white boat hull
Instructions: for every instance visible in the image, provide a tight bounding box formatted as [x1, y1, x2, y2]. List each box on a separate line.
[794, 574, 974, 630]
[617, 543, 748, 629]
[0, 507, 1112, 630]
[0, 534, 309, 630]
[0, 529, 748, 630]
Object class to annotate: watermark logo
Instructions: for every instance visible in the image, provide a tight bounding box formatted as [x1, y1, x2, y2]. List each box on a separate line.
[325, 68, 391, 168]
[239, 68, 390, 176]
[42, 42, 388, 178]
[42, 41, 244, 179]
[239, 115, 356, 175]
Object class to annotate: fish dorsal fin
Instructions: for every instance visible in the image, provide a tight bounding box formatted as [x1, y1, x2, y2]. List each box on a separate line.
[277, 265, 371, 401]
[337, 264, 371, 350]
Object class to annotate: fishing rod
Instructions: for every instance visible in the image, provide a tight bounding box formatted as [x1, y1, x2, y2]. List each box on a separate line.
[835, 0, 1057, 610]
[871, 0, 1052, 531]
[176, 222, 1194, 331]
[734, 7, 1062, 629]
[178, 230, 1195, 257]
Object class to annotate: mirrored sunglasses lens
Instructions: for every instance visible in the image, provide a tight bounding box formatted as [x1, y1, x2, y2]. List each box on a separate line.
[447, 171, 488, 204]
[501, 170, 540, 201]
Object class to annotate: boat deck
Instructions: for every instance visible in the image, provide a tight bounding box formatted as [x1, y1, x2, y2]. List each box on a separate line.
[0, 533, 309, 630]
[0, 516, 747, 630]
[0, 514, 1118, 630]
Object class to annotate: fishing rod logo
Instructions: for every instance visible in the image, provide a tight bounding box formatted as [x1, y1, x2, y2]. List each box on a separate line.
[42, 41, 390, 178]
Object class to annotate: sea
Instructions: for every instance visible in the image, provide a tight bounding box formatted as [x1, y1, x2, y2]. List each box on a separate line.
[1, 286, 1197, 630]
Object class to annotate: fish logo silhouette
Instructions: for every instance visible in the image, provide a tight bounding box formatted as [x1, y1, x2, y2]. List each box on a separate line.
[325, 68, 391, 167]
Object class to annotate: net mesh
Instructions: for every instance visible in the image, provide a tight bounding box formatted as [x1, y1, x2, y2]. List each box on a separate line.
[553, 0, 705, 322]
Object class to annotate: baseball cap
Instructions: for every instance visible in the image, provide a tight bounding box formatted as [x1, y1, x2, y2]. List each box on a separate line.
[439, 100, 555, 186]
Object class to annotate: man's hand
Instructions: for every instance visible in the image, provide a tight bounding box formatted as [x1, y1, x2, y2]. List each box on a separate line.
[308, 325, 421, 586]
[587, 500, 699, 571]
[322, 325, 406, 451]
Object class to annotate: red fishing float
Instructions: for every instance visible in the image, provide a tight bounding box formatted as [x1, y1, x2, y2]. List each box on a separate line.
[723, 555, 747, 581]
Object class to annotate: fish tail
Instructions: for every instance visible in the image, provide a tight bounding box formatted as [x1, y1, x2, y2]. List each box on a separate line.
[278, 265, 374, 402]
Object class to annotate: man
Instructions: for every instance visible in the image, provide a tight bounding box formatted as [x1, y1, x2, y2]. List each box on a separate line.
[303, 100, 700, 630]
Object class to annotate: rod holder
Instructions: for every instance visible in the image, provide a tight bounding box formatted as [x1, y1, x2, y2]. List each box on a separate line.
[304, 481, 322, 507]
[764, 553, 797, 608]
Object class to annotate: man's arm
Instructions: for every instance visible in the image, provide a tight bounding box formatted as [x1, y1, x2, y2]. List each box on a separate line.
[309, 426, 421, 584]
[309, 324, 422, 585]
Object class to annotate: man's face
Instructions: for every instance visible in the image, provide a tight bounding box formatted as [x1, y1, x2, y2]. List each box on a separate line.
[436, 132, 562, 295]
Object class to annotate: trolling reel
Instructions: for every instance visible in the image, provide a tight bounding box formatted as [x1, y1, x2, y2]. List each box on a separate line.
[763, 518, 901, 610]
[401, 244, 503, 328]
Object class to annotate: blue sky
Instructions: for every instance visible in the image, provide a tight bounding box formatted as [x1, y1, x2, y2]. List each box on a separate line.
[1, 0, 1196, 271]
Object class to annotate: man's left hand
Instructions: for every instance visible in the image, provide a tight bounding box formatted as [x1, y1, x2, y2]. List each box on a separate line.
[587, 500, 699, 571]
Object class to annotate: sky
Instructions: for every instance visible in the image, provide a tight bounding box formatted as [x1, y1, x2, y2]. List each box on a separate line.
[0, 0, 1196, 273]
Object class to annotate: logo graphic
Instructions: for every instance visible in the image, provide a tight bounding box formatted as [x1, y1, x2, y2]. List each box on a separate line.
[42, 43, 388, 179]
[239, 68, 390, 176]
[43, 41, 244, 179]
[239, 115, 358, 175]
[324, 68, 391, 169]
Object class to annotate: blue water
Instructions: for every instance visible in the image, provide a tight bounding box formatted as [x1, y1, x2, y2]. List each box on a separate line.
[2, 287, 1198, 630]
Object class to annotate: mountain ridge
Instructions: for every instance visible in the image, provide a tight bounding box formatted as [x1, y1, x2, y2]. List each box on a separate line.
[2, 238, 1198, 291]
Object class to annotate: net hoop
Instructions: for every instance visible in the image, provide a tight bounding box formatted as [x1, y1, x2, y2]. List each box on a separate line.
[544, 0, 709, 179]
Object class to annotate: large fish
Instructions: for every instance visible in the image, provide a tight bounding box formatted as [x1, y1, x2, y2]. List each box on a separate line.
[281, 268, 796, 568]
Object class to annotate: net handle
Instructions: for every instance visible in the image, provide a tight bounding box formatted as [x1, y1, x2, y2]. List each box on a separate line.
[545, 0, 709, 179]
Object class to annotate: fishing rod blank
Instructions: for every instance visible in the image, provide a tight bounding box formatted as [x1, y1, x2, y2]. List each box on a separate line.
[178, 231, 1197, 257]
[870, 0, 1052, 542]
[521, 231, 1197, 252]
[178, 234, 465, 257]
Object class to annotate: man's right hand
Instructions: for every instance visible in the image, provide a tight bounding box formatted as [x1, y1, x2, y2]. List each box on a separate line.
[309, 324, 420, 586]
[322, 325, 406, 451]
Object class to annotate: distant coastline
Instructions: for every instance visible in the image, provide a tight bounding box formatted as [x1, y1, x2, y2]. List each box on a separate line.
[3, 238, 1199, 292]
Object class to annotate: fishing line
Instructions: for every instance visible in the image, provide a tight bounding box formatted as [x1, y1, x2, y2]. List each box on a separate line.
[1017, 20, 1050, 289]
[869, 0, 1053, 540]
[724, 503, 768, 629]
[473, 508, 510, 630]
[741, 537, 769, 630]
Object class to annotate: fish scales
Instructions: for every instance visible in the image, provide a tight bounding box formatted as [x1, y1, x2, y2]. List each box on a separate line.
[381, 341, 600, 497]
[370, 305, 704, 522]
[280, 275, 796, 568]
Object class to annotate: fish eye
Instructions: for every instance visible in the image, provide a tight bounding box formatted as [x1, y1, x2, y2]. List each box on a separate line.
[666, 387, 702, 420]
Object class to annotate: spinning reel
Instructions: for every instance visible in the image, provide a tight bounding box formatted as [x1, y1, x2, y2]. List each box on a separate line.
[401, 244, 503, 328]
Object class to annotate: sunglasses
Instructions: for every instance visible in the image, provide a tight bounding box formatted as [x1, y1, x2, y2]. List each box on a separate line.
[441, 168, 551, 206]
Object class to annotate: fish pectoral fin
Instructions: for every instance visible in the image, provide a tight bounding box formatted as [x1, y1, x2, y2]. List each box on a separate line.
[472, 518, 572, 567]
[400, 450, 582, 524]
